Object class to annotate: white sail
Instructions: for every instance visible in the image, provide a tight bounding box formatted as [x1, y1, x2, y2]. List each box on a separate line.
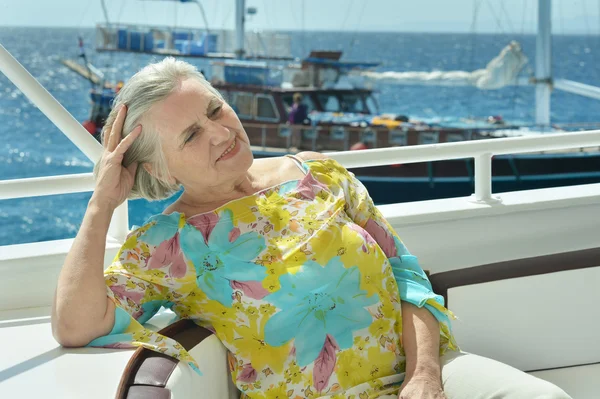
[360, 41, 528, 89]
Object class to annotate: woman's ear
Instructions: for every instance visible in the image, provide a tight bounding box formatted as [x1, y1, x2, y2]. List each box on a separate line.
[142, 162, 154, 175]
[143, 162, 178, 185]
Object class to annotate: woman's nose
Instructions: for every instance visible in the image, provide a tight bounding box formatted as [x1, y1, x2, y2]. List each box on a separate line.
[208, 123, 232, 146]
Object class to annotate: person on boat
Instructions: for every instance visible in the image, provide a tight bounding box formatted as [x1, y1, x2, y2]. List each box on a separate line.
[51, 58, 571, 399]
[288, 92, 310, 125]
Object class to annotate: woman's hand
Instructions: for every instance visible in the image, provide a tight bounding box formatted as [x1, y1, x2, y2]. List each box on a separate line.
[91, 105, 142, 210]
[398, 375, 447, 399]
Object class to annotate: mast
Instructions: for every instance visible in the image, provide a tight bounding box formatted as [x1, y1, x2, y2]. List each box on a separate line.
[535, 0, 552, 128]
[235, 0, 245, 59]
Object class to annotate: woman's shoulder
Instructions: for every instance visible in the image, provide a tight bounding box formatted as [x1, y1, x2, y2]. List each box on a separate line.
[295, 152, 348, 177]
[294, 151, 328, 162]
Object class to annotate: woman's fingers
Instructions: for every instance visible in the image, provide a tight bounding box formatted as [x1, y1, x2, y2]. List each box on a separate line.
[114, 125, 142, 155]
[102, 125, 111, 150]
[108, 105, 127, 152]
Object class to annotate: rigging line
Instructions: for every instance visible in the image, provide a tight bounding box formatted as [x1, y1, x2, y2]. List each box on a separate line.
[141, 0, 148, 26]
[193, 0, 211, 32]
[173, 0, 178, 31]
[262, 0, 274, 56]
[581, 0, 592, 36]
[289, 1, 302, 32]
[76, 0, 94, 30]
[520, 0, 528, 35]
[580, 0, 600, 86]
[511, 0, 531, 121]
[301, 0, 305, 57]
[262, 0, 275, 56]
[211, 0, 219, 26]
[221, 3, 233, 52]
[499, 0, 516, 34]
[468, 0, 483, 72]
[485, 0, 506, 35]
[348, 0, 368, 59]
[559, 0, 565, 35]
[116, 0, 127, 24]
[262, 0, 273, 30]
[340, 0, 355, 31]
[467, 0, 483, 120]
[221, 3, 232, 28]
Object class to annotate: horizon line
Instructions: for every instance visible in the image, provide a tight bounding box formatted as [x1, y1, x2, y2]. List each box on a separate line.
[1, 24, 599, 36]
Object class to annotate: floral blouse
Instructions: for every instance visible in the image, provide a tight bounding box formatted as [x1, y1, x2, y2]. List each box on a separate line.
[90, 158, 458, 399]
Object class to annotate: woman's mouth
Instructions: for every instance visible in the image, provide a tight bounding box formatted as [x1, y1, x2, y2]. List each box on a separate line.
[217, 138, 237, 161]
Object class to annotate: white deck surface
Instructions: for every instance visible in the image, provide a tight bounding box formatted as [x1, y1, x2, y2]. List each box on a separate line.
[0, 307, 133, 399]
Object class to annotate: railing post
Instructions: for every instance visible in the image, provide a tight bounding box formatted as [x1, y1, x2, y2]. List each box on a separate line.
[312, 127, 319, 151]
[471, 153, 501, 204]
[108, 201, 130, 242]
[261, 125, 267, 151]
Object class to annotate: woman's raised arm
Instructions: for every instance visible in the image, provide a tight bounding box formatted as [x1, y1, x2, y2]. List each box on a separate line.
[51, 105, 141, 347]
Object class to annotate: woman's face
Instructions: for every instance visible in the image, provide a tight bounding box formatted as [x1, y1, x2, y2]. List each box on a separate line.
[146, 77, 253, 190]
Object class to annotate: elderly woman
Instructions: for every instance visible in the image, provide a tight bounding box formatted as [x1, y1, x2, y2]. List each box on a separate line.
[51, 58, 570, 399]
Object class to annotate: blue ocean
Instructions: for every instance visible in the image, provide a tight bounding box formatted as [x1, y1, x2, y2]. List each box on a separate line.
[1, 27, 599, 246]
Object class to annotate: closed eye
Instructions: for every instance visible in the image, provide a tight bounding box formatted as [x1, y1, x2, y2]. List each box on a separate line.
[184, 127, 200, 143]
[209, 105, 223, 119]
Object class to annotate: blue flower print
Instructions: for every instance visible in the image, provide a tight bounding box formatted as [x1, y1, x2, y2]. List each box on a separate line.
[264, 257, 379, 367]
[179, 209, 267, 306]
[138, 213, 182, 246]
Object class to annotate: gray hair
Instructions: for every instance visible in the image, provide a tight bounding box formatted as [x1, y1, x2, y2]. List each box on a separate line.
[94, 57, 222, 201]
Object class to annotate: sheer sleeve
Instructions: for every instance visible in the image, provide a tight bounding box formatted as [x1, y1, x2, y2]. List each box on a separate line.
[307, 158, 459, 353]
[87, 219, 202, 375]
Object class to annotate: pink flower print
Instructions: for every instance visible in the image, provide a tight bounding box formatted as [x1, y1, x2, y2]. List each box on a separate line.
[147, 233, 188, 278]
[110, 284, 144, 303]
[347, 223, 377, 253]
[188, 212, 220, 244]
[295, 172, 329, 200]
[365, 218, 396, 258]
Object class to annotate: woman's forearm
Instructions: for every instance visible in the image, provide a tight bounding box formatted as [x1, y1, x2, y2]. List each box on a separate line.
[401, 301, 442, 380]
[51, 196, 116, 346]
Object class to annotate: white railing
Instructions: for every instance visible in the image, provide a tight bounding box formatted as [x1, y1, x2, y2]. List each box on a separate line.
[331, 129, 600, 203]
[0, 173, 95, 200]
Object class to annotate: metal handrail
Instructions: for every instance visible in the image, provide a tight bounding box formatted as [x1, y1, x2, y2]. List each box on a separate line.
[331, 130, 600, 168]
[0, 173, 95, 200]
[2, 129, 599, 205]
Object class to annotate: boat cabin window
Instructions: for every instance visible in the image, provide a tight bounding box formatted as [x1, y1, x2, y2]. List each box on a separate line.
[340, 94, 364, 113]
[317, 94, 341, 112]
[255, 94, 279, 122]
[317, 93, 369, 113]
[282, 93, 315, 115]
[231, 92, 254, 119]
[365, 95, 379, 114]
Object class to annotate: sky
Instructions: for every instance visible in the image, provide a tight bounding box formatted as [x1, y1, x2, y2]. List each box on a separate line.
[0, 0, 599, 34]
